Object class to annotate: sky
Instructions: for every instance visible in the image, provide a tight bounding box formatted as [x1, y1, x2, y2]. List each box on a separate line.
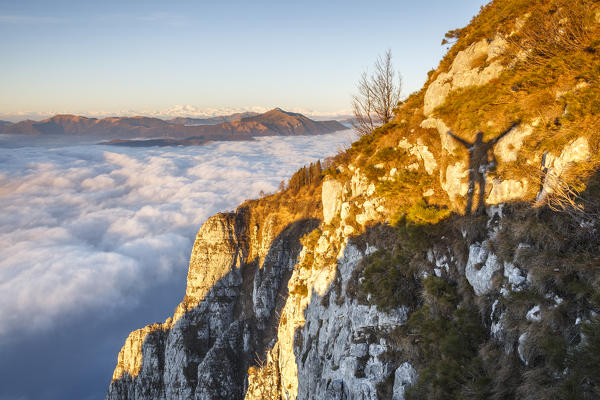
[0, 0, 489, 121]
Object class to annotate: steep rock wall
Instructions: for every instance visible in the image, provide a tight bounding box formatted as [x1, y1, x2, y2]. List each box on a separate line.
[107, 207, 318, 399]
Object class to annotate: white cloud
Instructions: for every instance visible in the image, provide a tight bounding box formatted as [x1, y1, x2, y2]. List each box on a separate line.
[0, 131, 356, 341]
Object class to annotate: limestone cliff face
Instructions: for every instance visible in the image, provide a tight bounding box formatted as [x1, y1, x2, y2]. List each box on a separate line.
[107, 207, 319, 400]
[108, 134, 594, 399]
[108, 132, 593, 399]
[108, 2, 600, 399]
[249, 169, 396, 400]
[107, 160, 415, 399]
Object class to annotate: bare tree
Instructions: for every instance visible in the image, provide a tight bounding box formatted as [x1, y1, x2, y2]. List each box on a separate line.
[352, 49, 402, 136]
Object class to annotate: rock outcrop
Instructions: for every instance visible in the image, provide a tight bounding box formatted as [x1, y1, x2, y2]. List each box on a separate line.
[423, 36, 507, 117]
[107, 1, 600, 399]
[107, 208, 320, 400]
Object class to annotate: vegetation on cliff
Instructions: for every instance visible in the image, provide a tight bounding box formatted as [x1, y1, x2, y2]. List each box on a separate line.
[108, 0, 600, 399]
[312, 0, 600, 397]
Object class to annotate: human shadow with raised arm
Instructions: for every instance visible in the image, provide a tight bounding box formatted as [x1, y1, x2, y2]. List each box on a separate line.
[447, 121, 521, 215]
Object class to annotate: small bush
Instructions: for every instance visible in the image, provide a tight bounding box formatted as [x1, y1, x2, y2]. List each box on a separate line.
[373, 146, 401, 163]
[559, 317, 600, 398]
[290, 282, 308, 297]
[360, 250, 419, 310]
[423, 276, 458, 315]
[300, 228, 321, 248]
[407, 200, 451, 225]
[405, 305, 489, 400]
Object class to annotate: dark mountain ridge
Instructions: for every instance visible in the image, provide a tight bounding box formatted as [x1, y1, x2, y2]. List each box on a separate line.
[1, 109, 347, 140]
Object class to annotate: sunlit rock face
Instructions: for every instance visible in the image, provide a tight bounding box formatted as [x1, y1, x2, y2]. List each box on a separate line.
[493, 123, 534, 163]
[487, 178, 529, 204]
[398, 138, 438, 175]
[537, 137, 590, 203]
[183, 213, 246, 310]
[109, 324, 168, 399]
[107, 209, 317, 400]
[423, 36, 507, 117]
[322, 179, 344, 224]
[107, 212, 249, 399]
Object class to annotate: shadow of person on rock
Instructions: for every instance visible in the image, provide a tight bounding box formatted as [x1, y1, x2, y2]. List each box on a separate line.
[447, 121, 521, 215]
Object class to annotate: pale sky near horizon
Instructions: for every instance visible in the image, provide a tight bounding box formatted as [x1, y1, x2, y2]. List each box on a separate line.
[0, 0, 489, 121]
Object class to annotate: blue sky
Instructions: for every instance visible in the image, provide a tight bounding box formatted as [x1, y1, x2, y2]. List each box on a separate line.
[0, 0, 489, 120]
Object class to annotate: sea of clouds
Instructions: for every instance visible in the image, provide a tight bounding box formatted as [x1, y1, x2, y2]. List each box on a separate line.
[0, 131, 355, 340]
[0, 130, 355, 400]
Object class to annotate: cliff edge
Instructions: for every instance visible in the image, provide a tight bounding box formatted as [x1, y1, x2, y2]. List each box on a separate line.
[108, 1, 600, 399]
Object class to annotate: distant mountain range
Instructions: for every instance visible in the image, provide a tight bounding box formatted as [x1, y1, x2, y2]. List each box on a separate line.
[0, 108, 347, 145]
[168, 112, 260, 126]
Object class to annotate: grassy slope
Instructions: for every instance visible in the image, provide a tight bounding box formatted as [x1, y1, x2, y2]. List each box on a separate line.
[361, 1, 600, 398]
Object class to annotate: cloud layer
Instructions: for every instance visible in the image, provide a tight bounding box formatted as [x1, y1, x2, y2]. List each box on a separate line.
[0, 131, 355, 340]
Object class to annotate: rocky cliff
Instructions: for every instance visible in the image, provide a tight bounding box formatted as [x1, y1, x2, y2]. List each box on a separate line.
[107, 1, 600, 399]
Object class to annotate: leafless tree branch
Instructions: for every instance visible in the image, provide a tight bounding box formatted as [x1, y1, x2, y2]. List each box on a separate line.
[352, 49, 402, 136]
